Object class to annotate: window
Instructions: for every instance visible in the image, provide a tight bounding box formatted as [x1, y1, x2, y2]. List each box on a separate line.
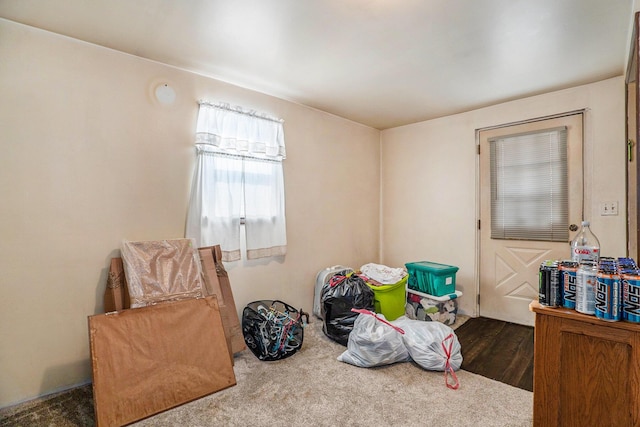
[489, 127, 568, 242]
[186, 102, 286, 261]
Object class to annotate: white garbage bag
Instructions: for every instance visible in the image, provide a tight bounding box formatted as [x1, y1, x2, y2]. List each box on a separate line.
[338, 310, 411, 367]
[393, 317, 463, 372]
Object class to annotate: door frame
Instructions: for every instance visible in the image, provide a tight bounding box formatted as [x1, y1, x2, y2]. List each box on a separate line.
[474, 109, 587, 319]
[626, 11, 639, 262]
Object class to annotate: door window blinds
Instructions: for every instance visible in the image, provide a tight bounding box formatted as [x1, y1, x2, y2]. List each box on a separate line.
[489, 127, 569, 242]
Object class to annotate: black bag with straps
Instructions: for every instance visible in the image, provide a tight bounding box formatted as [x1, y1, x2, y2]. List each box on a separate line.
[242, 300, 309, 361]
[321, 272, 375, 346]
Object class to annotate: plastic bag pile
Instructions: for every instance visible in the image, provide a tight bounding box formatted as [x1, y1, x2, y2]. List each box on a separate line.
[337, 310, 462, 389]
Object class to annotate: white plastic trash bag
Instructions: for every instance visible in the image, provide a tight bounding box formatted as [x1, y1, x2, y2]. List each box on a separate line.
[338, 309, 411, 368]
[394, 317, 463, 372]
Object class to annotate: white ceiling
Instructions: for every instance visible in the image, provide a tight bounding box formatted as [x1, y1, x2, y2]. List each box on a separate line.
[0, 0, 634, 129]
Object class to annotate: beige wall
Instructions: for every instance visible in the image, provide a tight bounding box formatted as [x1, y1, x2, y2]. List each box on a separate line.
[0, 16, 629, 409]
[0, 19, 380, 407]
[381, 77, 626, 318]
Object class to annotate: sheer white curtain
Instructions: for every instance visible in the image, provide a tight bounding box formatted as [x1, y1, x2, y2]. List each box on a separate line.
[186, 102, 286, 261]
[186, 151, 244, 260]
[243, 158, 287, 260]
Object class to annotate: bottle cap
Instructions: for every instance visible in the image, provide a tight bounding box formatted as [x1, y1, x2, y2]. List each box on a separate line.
[582, 220, 590, 226]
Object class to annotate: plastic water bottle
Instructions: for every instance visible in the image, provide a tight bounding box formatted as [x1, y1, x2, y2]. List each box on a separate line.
[570, 221, 601, 263]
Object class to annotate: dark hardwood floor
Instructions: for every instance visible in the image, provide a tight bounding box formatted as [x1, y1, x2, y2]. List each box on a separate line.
[455, 316, 534, 392]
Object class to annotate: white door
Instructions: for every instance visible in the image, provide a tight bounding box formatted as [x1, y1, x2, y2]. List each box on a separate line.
[479, 113, 584, 326]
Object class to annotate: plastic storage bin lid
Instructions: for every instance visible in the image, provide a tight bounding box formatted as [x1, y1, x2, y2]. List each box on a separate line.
[405, 261, 459, 273]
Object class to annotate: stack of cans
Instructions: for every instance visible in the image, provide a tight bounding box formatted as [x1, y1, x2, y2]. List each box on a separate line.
[595, 257, 621, 321]
[538, 257, 640, 324]
[619, 258, 640, 324]
[538, 260, 578, 309]
[576, 260, 597, 315]
[560, 261, 578, 309]
[539, 260, 562, 307]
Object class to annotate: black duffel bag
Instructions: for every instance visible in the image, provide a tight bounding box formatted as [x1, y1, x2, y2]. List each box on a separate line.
[242, 300, 309, 361]
[321, 272, 375, 346]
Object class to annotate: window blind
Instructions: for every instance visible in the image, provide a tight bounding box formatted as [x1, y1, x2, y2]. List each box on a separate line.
[489, 127, 569, 242]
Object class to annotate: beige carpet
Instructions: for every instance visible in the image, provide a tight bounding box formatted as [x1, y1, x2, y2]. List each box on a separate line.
[131, 316, 533, 427]
[1, 315, 533, 426]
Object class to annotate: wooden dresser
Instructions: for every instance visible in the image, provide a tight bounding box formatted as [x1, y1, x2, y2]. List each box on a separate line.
[529, 301, 640, 426]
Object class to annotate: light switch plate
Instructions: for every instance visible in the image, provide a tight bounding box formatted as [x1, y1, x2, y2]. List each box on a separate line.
[600, 201, 619, 216]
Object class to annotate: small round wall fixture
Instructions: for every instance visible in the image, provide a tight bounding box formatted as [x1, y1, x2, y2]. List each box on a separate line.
[154, 83, 176, 105]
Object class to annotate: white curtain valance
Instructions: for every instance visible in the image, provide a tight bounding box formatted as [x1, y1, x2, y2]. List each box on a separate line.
[195, 101, 286, 160]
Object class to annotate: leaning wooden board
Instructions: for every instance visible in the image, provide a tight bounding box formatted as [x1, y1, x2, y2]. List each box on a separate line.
[88, 296, 236, 427]
[200, 245, 246, 355]
[103, 244, 245, 356]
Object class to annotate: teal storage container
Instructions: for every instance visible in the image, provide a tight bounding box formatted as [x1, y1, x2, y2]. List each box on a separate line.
[405, 261, 458, 296]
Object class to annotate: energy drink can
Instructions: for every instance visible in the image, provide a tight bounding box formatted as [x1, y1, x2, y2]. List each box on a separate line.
[594, 271, 621, 322]
[576, 261, 597, 315]
[618, 258, 637, 270]
[539, 260, 561, 307]
[622, 273, 640, 323]
[560, 261, 578, 309]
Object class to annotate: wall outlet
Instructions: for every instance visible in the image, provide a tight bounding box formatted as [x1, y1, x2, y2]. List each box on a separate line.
[600, 201, 619, 216]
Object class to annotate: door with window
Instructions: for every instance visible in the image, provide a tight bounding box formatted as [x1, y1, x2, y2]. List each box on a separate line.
[479, 113, 583, 326]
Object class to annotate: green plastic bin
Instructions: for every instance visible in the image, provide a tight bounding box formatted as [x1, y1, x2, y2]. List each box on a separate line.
[405, 261, 458, 296]
[366, 275, 408, 321]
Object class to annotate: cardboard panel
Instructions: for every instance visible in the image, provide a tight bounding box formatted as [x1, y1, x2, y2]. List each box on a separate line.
[103, 257, 130, 313]
[198, 248, 224, 303]
[205, 245, 246, 354]
[121, 239, 205, 308]
[199, 248, 233, 361]
[89, 297, 236, 427]
[102, 243, 245, 356]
